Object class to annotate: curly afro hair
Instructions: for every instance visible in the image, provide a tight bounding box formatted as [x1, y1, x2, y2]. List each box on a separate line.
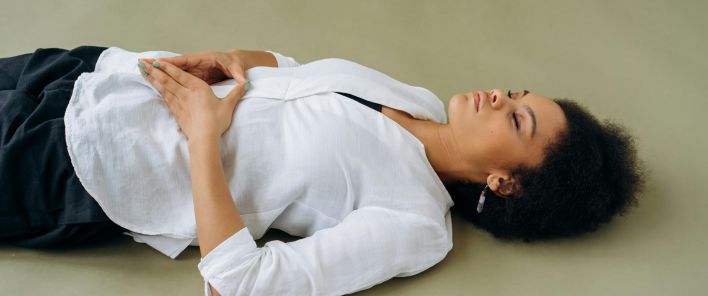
[444, 99, 646, 242]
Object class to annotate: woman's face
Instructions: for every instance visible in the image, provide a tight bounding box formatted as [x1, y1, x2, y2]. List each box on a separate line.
[447, 89, 567, 187]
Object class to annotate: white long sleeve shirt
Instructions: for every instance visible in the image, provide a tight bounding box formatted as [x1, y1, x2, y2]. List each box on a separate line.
[65, 47, 454, 295]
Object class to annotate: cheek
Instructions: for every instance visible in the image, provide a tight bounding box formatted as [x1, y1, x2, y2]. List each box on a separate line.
[479, 134, 507, 155]
[479, 120, 510, 146]
[476, 123, 520, 165]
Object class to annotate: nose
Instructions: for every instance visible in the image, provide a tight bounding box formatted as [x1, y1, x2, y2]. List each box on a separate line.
[487, 89, 509, 110]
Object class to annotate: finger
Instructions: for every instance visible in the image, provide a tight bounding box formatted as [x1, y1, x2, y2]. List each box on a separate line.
[227, 65, 248, 85]
[156, 83, 186, 126]
[145, 57, 209, 83]
[157, 55, 198, 70]
[161, 91, 188, 135]
[146, 72, 181, 102]
[149, 60, 201, 89]
[140, 60, 188, 99]
[161, 88, 180, 115]
[222, 81, 249, 106]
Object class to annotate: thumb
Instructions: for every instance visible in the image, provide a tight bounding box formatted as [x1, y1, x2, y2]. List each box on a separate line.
[227, 65, 248, 85]
[223, 80, 250, 105]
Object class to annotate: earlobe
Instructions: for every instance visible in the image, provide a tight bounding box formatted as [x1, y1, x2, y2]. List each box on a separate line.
[486, 174, 517, 198]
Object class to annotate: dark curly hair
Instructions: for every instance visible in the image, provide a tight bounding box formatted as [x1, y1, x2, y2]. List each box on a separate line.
[444, 99, 645, 242]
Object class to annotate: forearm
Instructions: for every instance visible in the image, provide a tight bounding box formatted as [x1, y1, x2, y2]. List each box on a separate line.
[226, 49, 277, 70]
[187, 134, 245, 258]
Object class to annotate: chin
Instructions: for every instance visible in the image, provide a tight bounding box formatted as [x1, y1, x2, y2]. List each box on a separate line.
[448, 94, 468, 117]
[449, 94, 467, 108]
[451, 93, 468, 101]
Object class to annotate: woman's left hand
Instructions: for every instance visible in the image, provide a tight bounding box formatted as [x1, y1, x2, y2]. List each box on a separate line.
[138, 59, 250, 142]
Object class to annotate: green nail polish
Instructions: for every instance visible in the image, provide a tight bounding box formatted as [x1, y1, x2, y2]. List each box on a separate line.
[244, 81, 252, 91]
[152, 61, 160, 68]
[137, 62, 145, 68]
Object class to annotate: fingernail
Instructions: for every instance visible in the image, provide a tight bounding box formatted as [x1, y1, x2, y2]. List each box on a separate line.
[152, 61, 160, 68]
[137, 62, 145, 69]
[244, 81, 252, 91]
[141, 70, 148, 78]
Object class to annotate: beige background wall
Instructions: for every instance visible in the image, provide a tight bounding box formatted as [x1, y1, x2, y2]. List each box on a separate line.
[1, 1, 707, 295]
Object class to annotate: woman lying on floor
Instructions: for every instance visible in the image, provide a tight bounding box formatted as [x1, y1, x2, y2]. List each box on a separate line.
[0, 46, 644, 296]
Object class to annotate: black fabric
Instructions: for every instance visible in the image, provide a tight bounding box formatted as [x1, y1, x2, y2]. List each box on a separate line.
[0, 46, 125, 248]
[335, 92, 382, 113]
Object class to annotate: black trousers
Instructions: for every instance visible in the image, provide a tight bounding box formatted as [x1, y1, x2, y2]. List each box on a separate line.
[0, 46, 125, 248]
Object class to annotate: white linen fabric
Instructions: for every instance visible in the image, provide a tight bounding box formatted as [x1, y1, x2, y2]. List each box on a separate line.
[65, 47, 454, 295]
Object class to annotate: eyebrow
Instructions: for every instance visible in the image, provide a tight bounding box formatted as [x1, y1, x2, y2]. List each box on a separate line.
[520, 90, 536, 138]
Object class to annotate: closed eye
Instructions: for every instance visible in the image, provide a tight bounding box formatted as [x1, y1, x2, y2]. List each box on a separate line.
[507, 90, 520, 130]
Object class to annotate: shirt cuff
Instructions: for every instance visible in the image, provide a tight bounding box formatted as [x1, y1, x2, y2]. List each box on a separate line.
[265, 50, 300, 67]
[198, 227, 258, 294]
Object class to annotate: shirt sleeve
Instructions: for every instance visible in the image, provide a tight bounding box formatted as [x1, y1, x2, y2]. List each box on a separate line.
[197, 207, 451, 296]
[265, 51, 301, 67]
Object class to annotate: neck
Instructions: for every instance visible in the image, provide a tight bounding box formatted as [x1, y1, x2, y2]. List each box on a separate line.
[403, 119, 483, 184]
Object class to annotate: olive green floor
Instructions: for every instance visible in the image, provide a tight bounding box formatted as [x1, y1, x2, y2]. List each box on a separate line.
[1, 1, 706, 295]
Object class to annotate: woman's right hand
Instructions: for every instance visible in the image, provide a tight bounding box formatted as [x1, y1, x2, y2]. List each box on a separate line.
[141, 50, 247, 85]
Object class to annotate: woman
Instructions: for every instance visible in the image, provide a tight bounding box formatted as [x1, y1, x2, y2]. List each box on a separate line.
[0, 46, 644, 295]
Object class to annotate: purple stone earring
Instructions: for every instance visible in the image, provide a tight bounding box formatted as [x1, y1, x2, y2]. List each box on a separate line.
[476, 185, 488, 213]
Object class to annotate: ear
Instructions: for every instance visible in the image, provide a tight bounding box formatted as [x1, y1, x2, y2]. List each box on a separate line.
[486, 173, 521, 198]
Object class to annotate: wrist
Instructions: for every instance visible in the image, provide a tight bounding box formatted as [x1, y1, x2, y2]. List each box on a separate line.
[188, 133, 220, 148]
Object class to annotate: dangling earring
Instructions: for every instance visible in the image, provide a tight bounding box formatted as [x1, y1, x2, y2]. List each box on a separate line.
[477, 185, 489, 213]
